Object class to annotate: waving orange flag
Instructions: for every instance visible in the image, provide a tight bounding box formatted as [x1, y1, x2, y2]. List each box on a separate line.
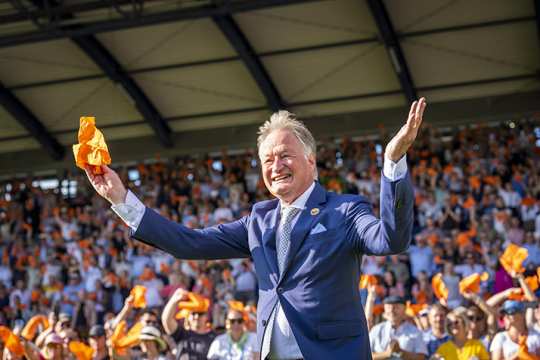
[359, 275, 378, 289]
[517, 335, 540, 360]
[500, 244, 528, 274]
[69, 341, 94, 360]
[0, 326, 25, 356]
[72, 116, 111, 174]
[176, 292, 210, 319]
[114, 321, 143, 349]
[405, 301, 428, 317]
[459, 272, 489, 295]
[21, 314, 49, 340]
[432, 273, 449, 300]
[130, 285, 147, 309]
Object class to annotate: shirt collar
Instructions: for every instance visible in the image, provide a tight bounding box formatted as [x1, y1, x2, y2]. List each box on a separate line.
[280, 181, 316, 211]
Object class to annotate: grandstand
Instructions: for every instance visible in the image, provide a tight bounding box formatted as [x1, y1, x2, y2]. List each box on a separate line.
[0, 1, 539, 359]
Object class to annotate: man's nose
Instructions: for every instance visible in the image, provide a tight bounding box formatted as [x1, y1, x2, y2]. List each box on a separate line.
[271, 157, 284, 172]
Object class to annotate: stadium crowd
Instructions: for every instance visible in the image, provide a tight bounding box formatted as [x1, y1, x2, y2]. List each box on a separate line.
[0, 119, 539, 359]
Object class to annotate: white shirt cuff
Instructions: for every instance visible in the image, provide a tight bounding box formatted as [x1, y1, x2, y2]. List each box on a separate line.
[111, 190, 146, 232]
[383, 154, 408, 181]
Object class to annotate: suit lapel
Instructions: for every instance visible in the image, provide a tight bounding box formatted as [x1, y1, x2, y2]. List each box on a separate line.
[279, 182, 327, 283]
[262, 201, 280, 282]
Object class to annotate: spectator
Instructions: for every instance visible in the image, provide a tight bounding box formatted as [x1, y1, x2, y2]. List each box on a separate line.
[434, 308, 489, 360]
[369, 296, 427, 359]
[490, 300, 540, 359]
[207, 309, 258, 360]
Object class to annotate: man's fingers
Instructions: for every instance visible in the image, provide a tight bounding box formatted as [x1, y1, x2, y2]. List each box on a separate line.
[408, 101, 418, 121]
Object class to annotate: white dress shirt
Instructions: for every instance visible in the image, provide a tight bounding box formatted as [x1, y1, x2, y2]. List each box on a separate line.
[112, 156, 408, 359]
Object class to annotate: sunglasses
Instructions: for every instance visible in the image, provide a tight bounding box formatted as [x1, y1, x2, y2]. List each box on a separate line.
[447, 320, 461, 328]
[228, 318, 244, 324]
[467, 315, 484, 322]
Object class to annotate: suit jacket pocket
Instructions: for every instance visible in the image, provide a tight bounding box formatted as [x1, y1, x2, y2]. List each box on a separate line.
[317, 320, 364, 340]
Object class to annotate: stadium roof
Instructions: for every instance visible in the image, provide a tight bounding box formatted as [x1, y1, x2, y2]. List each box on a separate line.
[0, 0, 539, 174]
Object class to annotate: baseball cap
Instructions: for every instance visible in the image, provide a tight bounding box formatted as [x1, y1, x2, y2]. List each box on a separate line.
[383, 296, 406, 305]
[501, 300, 525, 315]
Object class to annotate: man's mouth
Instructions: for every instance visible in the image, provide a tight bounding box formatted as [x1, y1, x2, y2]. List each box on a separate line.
[272, 174, 292, 183]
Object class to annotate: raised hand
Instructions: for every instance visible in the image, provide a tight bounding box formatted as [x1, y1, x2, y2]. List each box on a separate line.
[385, 97, 427, 162]
[84, 165, 127, 205]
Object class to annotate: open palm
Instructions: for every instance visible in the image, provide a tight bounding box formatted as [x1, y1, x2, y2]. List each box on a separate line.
[385, 97, 426, 162]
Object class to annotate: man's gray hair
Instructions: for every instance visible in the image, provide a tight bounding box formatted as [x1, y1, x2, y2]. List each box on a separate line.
[257, 110, 316, 158]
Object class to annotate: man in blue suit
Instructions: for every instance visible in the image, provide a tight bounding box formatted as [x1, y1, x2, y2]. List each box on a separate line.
[85, 98, 427, 359]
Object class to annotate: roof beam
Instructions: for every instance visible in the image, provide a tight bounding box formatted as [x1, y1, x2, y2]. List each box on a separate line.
[72, 35, 173, 147]
[25, 0, 173, 147]
[0, 82, 64, 160]
[367, 0, 417, 102]
[213, 15, 284, 111]
[0, 0, 322, 49]
[535, 0, 540, 49]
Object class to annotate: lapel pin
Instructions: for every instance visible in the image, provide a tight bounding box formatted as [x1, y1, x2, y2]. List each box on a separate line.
[310, 208, 320, 216]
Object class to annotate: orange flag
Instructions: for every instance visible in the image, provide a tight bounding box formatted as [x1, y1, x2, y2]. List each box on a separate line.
[72, 116, 111, 175]
[405, 301, 428, 317]
[130, 285, 147, 309]
[69, 341, 94, 360]
[176, 292, 210, 319]
[432, 273, 449, 300]
[517, 336, 540, 360]
[459, 272, 489, 295]
[500, 244, 528, 274]
[525, 276, 539, 292]
[0, 326, 25, 356]
[359, 275, 378, 289]
[115, 322, 143, 349]
[21, 314, 50, 340]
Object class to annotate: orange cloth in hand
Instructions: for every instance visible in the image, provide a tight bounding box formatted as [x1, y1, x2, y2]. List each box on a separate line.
[500, 244, 528, 274]
[518, 335, 540, 360]
[176, 292, 210, 319]
[405, 301, 428, 317]
[359, 275, 378, 289]
[130, 285, 147, 309]
[21, 314, 49, 340]
[69, 341, 94, 360]
[432, 273, 449, 300]
[113, 321, 143, 350]
[459, 272, 489, 295]
[72, 116, 111, 174]
[0, 326, 25, 356]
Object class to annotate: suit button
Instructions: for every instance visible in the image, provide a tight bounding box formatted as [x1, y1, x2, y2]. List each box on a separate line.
[277, 287, 283, 294]
[262, 320, 267, 326]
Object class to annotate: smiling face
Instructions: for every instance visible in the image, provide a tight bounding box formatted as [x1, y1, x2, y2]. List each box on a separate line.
[259, 129, 316, 204]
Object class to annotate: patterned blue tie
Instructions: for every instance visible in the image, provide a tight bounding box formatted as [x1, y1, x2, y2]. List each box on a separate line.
[277, 206, 300, 275]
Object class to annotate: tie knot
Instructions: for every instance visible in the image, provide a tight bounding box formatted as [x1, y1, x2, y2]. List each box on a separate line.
[282, 206, 300, 223]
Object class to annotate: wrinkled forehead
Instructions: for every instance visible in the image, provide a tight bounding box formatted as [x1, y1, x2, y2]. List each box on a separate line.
[258, 129, 302, 158]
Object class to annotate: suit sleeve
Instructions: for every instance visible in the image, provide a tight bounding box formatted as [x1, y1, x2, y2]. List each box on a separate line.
[346, 171, 414, 255]
[132, 206, 250, 260]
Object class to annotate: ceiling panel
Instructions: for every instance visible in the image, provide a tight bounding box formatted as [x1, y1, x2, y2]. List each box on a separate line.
[235, 0, 377, 53]
[133, 62, 266, 117]
[169, 110, 270, 133]
[98, 18, 236, 71]
[0, 138, 39, 154]
[403, 22, 539, 87]
[13, 79, 142, 132]
[0, 107, 28, 138]
[386, 0, 534, 33]
[419, 78, 540, 103]
[291, 93, 406, 120]
[0, 39, 101, 87]
[264, 44, 400, 102]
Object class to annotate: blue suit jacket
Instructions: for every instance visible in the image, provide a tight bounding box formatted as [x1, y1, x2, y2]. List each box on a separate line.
[133, 172, 414, 360]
